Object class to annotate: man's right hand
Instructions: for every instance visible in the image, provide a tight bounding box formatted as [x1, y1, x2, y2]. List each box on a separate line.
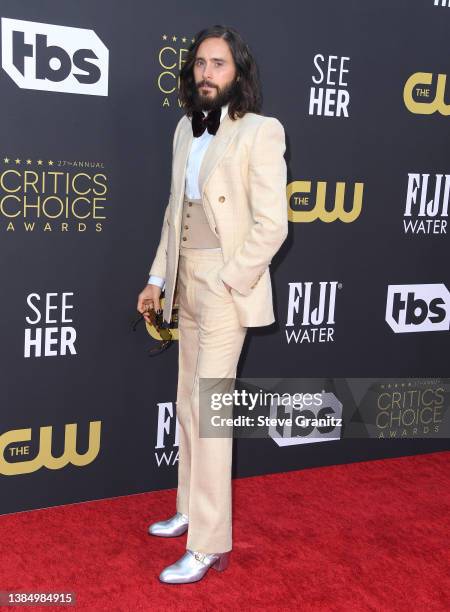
[137, 284, 162, 324]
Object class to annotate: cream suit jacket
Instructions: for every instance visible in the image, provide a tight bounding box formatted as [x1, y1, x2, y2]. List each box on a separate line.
[148, 110, 288, 327]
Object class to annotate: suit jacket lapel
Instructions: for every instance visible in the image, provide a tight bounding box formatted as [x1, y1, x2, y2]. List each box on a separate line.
[173, 120, 193, 206]
[198, 112, 241, 195]
[174, 111, 241, 211]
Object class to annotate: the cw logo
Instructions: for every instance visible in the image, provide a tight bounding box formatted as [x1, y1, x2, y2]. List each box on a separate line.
[0, 421, 101, 476]
[287, 180, 363, 222]
[403, 72, 450, 115]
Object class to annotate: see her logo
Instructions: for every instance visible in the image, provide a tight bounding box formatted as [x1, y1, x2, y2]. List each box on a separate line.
[24, 291, 77, 357]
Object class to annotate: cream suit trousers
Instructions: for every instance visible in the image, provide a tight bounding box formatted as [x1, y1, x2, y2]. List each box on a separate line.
[175, 241, 247, 554]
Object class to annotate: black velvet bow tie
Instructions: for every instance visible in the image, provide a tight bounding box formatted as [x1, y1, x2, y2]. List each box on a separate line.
[192, 107, 221, 137]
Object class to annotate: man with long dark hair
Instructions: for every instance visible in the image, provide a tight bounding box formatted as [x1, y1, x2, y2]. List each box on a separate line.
[137, 24, 288, 584]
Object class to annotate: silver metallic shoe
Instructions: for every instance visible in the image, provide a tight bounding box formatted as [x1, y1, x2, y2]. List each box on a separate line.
[159, 549, 231, 584]
[148, 512, 189, 537]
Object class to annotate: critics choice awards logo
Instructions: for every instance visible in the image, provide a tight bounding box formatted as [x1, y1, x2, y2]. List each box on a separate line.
[0, 156, 108, 233]
[157, 33, 195, 109]
[373, 380, 445, 438]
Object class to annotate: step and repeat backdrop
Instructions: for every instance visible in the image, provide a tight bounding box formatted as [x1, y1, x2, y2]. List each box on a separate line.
[1, 0, 449, 515]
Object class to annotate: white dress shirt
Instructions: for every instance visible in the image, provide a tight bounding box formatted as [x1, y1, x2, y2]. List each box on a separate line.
[148, 104, 228, 289]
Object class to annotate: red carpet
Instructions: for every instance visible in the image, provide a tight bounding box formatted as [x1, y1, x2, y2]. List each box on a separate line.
[0, 451, 449, 611]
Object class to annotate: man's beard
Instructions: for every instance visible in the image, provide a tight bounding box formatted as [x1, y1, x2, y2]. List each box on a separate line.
[193, 77, 239, 112]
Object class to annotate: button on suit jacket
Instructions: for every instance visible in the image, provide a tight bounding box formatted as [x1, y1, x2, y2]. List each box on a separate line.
[148, 110, 288, 327]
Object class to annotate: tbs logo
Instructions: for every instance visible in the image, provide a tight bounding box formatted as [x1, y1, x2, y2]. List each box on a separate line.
[1, 17, 109, 95]
[385, 284, 450, 333]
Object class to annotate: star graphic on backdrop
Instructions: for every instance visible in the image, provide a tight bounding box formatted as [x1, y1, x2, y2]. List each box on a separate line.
[162, 34, 192, 44]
